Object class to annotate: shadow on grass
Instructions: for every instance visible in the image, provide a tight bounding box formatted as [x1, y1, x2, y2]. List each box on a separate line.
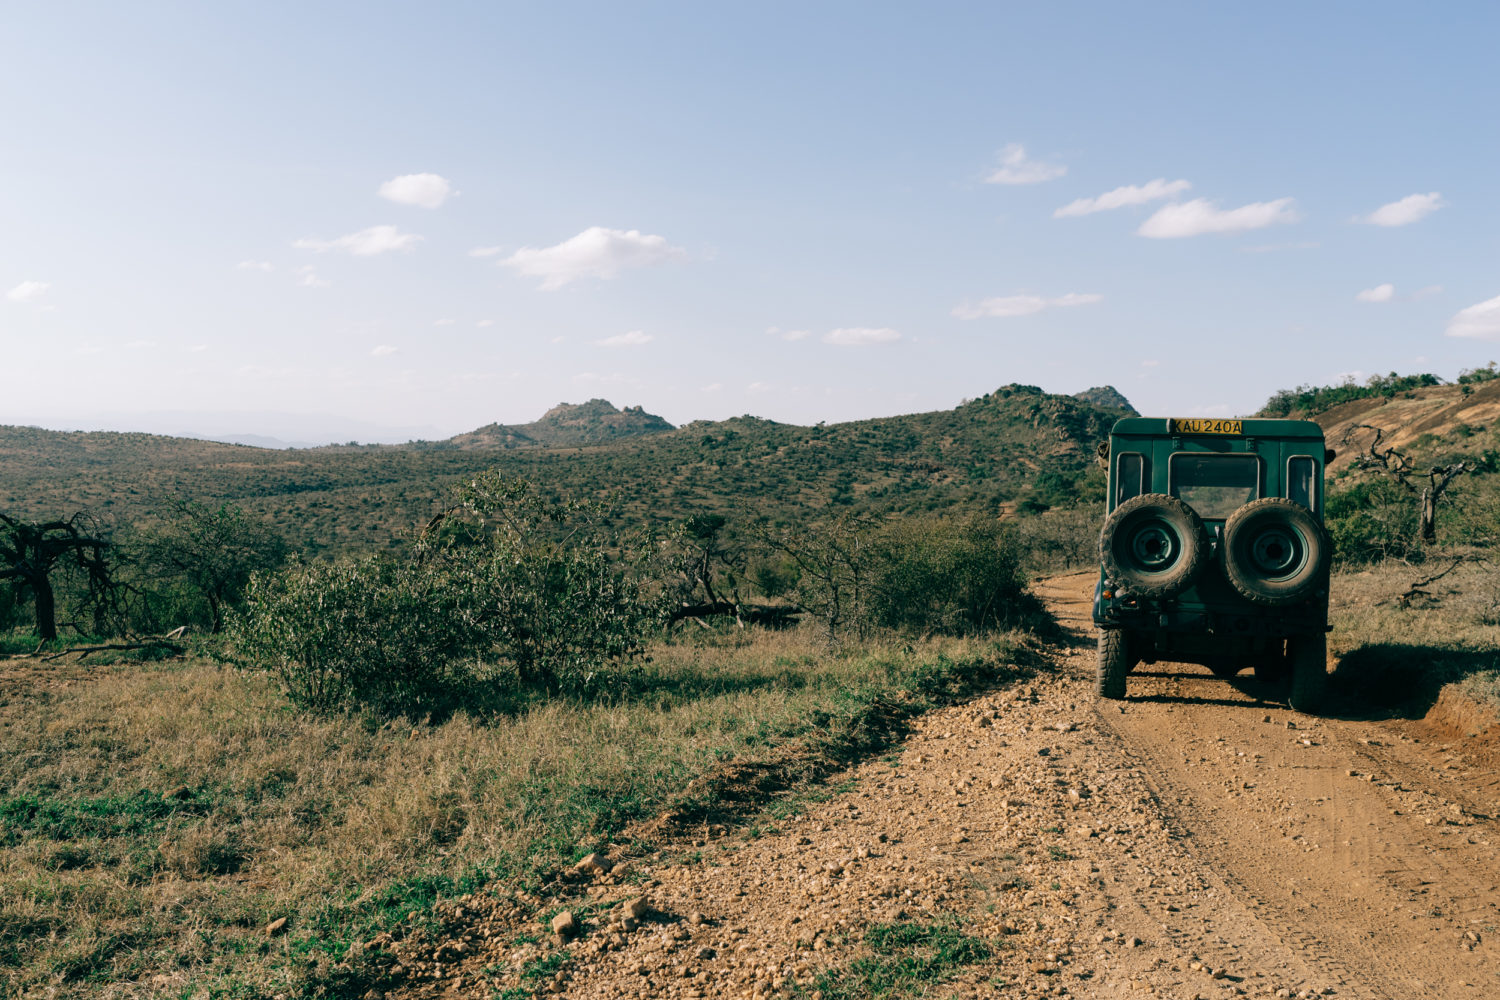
[1325, 642, 1500, 721]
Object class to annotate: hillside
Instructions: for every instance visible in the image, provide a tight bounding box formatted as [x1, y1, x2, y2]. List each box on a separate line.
[444, 399, 675, 449]
[0, 384, 1132, 553]
[1308, 379, 1500, 471]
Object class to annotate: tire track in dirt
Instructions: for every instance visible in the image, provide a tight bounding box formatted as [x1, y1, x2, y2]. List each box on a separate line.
[1050, 569, 1500, 998]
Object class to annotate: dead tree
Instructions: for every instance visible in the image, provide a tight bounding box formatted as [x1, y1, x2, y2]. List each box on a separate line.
[0, 512, 114, 641]
[1344, 424, 1469, 544]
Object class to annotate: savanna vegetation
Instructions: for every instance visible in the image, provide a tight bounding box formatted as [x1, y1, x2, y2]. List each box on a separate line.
[7, 371, 1500, 997]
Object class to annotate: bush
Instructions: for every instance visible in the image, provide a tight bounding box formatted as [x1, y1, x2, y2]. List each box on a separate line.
[866, 515, 1042, 636]
[229, 475, 670, 714]
[1325, 478, 1419, 564]
[229, 555, 486, 715]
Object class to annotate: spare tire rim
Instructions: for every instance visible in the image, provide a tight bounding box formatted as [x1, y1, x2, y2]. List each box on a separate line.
[1249, 526, 1303, 578]
[1127, 520, 1179, 571]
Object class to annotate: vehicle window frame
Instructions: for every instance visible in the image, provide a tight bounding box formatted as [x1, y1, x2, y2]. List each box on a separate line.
[1113, 451, 1146, 510]
[1166, 450, 1263, 520]
[1286, 454, 1318, 512]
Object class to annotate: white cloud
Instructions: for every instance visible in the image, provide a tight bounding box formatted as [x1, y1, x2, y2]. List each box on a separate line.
[126, 339, 158, 350]
[1356, 283, 1395, 303]
[501, 227, 683, 290]
[1357, 192, 1444, 227]
[951, 292, 1102, 320]
[700, 382, 723, 392]
[236, 260, 273, 271]
[985, 144, 1066, 185]
[1053, 178, 1190, 218]
[476, 319, 494, 328]
[1446, 294, 1500, 340]
[469, 246, 504, 258]
[823, 327, 901, 347]
[595, 330, 654, 348]
[372, 345, 398, 357]
[297, 265, 330, 288]
[294, 225, 423, 255]
[7, 280, 50, 303]
[378, 173, 453, 209]
[1137, 197, 1299, 238]
[1413, 285, 1444, 300]
[189, 344, 209, 353]
[747, 381, 772, 392]
[434, 318, 457, 326]
[1141, 359, 1160, 368]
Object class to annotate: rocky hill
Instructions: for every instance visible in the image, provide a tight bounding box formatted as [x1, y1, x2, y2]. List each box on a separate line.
[1072, 385, 1138, 415]
[445, 399, 675, 449]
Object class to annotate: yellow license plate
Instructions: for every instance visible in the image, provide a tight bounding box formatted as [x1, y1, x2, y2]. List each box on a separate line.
[1170, 418, 1243, 435]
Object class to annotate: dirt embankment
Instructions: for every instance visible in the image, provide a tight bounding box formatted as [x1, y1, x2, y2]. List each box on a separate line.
[385, 573, 1500, 999]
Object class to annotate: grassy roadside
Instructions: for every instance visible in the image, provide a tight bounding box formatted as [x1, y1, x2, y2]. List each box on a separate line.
[0, 624, 1045, 997]
[1329, 558, 1500, 715]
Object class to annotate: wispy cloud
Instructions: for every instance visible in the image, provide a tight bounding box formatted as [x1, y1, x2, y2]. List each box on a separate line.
[700, 382, 723, 392]
[1446, 294, 1500, 340]
[294, 225, 423, 255]
[984, 144, 1066, 185]
[371, 345, 398, 357]
[297, 265, 330, 288]
[501, 227, 683, 290]
[476, 319, 494, 328]
[1356, 283, 1395, 303]
[468, 246, 504, 258]
[1357, 192, 1444, 227]
[1053, 179, 1190, 218]
[6, 280, 50, 303]
[823, 327, 901, 347]
[951, 292, 1102, 320]
[573, 371, 638, 386]
[235, 260, 273, 271]
[595, 330, 654, 348]
[378, 173, 453, 209]
[1138, 198, 1299, 238]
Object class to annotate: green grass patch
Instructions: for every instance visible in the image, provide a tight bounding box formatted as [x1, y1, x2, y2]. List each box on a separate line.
[806, 915, 992, 999]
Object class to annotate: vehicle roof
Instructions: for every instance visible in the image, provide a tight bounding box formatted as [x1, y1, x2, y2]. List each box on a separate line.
[1109, 417, 1324, 440]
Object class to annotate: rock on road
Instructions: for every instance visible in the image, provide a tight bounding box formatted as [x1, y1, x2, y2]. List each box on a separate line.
[391, 572, 1500, 999]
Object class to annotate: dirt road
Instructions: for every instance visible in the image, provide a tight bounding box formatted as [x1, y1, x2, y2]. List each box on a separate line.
[392, 573, 1500, 999]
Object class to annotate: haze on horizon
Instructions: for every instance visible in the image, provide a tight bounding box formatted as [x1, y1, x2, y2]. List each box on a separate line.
[3, 2, 1497, 444]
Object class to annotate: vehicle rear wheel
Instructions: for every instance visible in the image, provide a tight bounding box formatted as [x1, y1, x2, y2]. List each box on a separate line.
[1288, 632, 1328, 714]
[1223, 498, 1330, 606]
[1100, 493, 1209, 600]
[1097, 630, 1129, 700]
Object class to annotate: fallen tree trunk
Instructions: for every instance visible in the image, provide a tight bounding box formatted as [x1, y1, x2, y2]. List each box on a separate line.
[41, 639, 186, 662]
[670, 601, 803, 628]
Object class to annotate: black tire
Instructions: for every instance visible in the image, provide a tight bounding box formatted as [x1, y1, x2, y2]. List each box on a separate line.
[1099, 494, 1209, 599]
[1254, 656, 1287, 686]
[1208, 662, 1242, 679]
[1097, 630, 1128, 700]
[1222, 498, 1330, 606]
[1288, 632, 1327, 714]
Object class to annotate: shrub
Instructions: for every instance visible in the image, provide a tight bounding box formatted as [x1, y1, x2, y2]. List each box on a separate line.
[229, 555, 486, 714]
[230, 475, 670, 714]
[866, 515, 1042, 636]
[1325, 477, 1419, 564]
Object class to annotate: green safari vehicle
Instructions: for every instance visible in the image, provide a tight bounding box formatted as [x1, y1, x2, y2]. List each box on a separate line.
[1092, 417, 1333, 712]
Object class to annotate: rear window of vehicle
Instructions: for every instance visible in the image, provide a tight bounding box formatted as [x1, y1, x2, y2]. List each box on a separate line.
[1169, 453, 1260, 519]
[1287, 455, 1317, 511]
[1114, 452, 1145, 507]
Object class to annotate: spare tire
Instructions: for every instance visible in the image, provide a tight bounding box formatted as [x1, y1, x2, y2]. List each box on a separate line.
[1099, 493, 1209, 599]
[1222, 498, 1330, 606]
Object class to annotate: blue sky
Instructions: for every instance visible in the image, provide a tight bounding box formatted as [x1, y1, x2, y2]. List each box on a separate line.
[2, 2, 1497, 443]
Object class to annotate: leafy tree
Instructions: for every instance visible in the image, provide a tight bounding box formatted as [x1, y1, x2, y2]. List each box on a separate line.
[134, 498, 289, 632]
[0, 512, 114, 640]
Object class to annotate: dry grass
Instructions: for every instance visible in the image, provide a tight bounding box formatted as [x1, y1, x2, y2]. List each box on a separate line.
[1329, 556, 1500, 713]
[0, 623, 1038, 997]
